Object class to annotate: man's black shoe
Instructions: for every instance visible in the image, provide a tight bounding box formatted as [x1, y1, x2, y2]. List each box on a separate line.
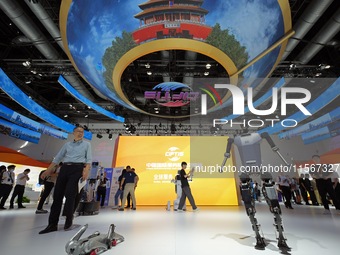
[64, 218, 73, 230]
[39, 225, 58, 234]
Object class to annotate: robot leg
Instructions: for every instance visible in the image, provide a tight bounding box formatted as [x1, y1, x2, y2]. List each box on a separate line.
[240, 186, 266, 250]
[262, 185, 290, 250]
[173, 182, 182, 210]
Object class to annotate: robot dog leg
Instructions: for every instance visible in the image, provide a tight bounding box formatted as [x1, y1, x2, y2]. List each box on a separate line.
[65, 224, 124, 255]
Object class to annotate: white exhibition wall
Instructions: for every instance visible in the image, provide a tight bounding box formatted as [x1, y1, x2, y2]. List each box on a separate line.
[0, 132, 118, 168]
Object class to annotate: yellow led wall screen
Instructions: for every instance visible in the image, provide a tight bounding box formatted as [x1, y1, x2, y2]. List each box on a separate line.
[113, 136, 238, 205]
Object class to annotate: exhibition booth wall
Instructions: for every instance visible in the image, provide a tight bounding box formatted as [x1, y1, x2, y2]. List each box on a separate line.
[1, 133, 339, 205]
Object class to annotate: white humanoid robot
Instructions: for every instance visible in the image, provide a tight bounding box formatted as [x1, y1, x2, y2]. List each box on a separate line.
[222, 132, 291, 251]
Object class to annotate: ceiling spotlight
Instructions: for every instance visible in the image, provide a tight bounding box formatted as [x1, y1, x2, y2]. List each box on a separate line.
[84, 114, 88, 118]
[30, 70, 37, 74]
[108, 134, 113, 140]
[204, 72, 209, 76]
[324, 65, 331, 69]
[205, 63, 211, 69]
[289, 63, 296, 69]
[22, 60, 31, 67]
[25, 80, 31, 84]
[315, 73, 322, 77]
[310, 80, 316, 83]
[147, 71, 152, 75]
[145, 63, 150, 69]
[64, 114, 68, 118]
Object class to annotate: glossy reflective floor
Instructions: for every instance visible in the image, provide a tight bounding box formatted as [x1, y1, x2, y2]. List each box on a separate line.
[0, 202, 339, 255]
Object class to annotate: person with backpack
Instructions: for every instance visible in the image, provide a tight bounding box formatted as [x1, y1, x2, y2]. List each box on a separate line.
[36, 163, 62, 214]
[177, 162, 199, 212]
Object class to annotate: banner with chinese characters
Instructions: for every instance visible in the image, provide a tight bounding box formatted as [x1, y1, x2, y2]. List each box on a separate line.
[113, 136, 238, 205]
[106, 167, 124, 206]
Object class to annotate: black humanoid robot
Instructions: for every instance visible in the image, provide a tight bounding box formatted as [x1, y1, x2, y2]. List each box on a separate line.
[221, 132, 290, 251]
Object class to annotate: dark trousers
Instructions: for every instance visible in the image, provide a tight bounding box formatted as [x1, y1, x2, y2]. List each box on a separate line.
[0, 184, 13, 207]
[37, 181, 55, 210]
[10, 185, 25, 207]
[178, 186, 197, 210]
[96, 186, 106, 206]
[126, 193, 131, 207]
[316, 178, 340, 210]
[305, 185, 318, 205]
[48, 164, 83, 226]
[300, 187, 308, 204]
[281, 185, 292, 208]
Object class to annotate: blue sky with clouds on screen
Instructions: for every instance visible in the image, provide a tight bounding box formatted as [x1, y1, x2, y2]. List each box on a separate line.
[67, 0, 284, 106]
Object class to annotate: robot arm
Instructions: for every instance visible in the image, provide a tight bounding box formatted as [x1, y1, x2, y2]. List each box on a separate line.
[221, 137, 234, 167]
[261, 132, 289, 166]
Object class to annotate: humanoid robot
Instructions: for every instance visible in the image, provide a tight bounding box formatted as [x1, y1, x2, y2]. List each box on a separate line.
[221, 132, 290, 251]
[172, 170, 186, 211]
[65, 224, 124, 255]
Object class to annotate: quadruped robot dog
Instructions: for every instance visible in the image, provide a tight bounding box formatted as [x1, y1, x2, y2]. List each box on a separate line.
[221, 132, 291, 251]
[65, 224, 124, 255]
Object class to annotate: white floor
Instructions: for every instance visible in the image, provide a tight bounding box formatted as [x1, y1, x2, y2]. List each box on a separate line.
[0, 202, 339, 255]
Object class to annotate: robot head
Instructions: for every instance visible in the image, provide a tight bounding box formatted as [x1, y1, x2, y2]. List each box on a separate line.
[239, 173, 251, 183]
[65, 240, 78, 254]
[261, 172, 272, 183]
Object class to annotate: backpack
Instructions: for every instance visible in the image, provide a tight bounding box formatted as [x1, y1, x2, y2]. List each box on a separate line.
[38, 170, 47, 185]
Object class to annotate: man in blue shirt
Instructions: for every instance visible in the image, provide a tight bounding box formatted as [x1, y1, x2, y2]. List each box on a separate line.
[39, 126, 92, 234]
